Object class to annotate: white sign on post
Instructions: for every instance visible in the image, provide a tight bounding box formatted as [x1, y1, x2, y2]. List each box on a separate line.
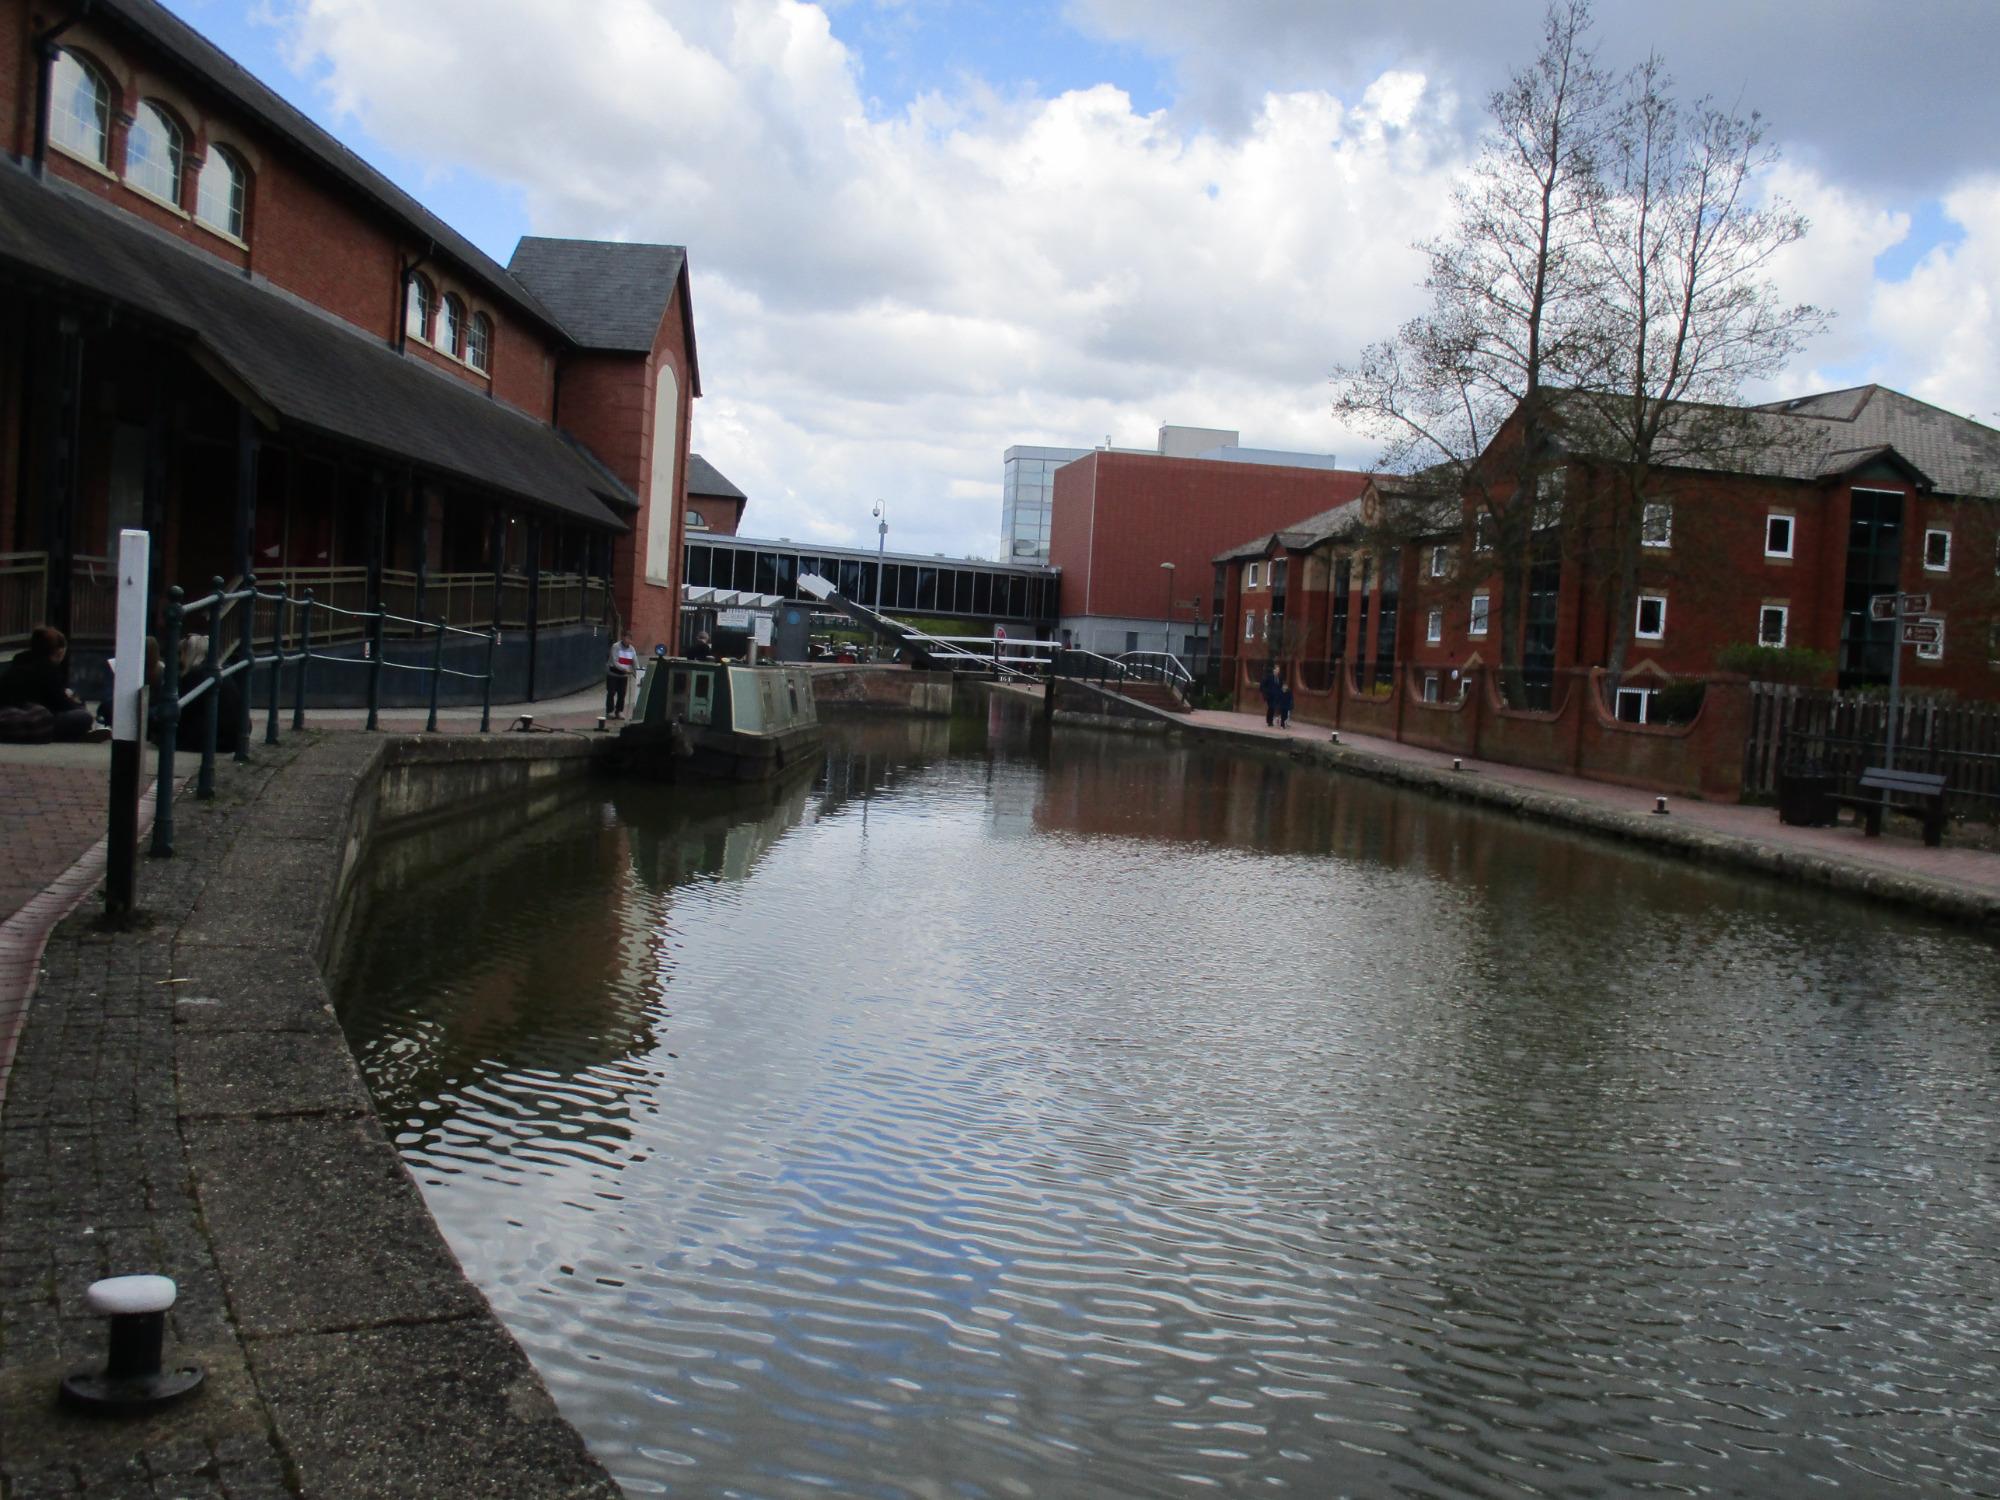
[1901, 618, 1942, 648]
[1870, 594, 1898, 622]
[753, 615, 773, 647]
[1897, 592, 1932, 616]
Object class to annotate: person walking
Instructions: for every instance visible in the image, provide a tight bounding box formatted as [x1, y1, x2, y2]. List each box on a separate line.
[606, 632, 636, 718]
[1279, 679, 1295, 730]
[1259, 664, 1282, 727]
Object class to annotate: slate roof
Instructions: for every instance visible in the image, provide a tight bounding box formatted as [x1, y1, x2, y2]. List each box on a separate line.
[1754, 385, 2000, 498]
[1214, 499, 1366, 563]
[508, 239, 700, 385]
[0, 166, 631, 528]
[685, 454, 746, 501]
[89, 0, 567, 339]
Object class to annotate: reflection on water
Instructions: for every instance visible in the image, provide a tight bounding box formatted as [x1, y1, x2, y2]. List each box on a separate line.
[337, 704, 2000, 1499]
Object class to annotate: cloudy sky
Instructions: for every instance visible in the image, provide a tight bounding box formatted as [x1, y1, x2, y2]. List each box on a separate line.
[168, 0, 2000, 559]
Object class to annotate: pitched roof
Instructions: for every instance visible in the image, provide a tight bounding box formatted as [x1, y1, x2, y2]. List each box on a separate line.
[508, 239, 700, 383]
[685, 454, 746, 501]
[0, 166, 630, 528]
[89, 0, 568, 340]
[1754, 385, 2000, 498]
[1214, 498, 1367, 562]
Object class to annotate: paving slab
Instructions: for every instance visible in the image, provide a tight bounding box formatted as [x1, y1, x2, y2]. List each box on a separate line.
[249, 1316, 618, 1500]
[166, 947, 340, 1035]
[175, 1029, 373, 1120]
[185, 1114, 483, 1339]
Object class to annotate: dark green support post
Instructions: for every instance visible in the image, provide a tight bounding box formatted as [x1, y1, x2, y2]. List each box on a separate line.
[150, 587, 183, 858]
[235, 575, 255, 763]
[366, 603, 385, 732]
[426, 619, 444, 733]
[197, 578, 223, 800]
[481, 629, 496, 734]
[265, 583, 285, 746]
[292, 590, 313, 732]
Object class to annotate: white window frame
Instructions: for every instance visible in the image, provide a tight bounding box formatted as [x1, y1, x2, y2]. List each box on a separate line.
[1615, 686, 1656, 724]
[405, 274, 434, 344]
[125, 100, 184, 208]
[1924, 528, 1951, 572]
[1429, 544, 1448, 579]
[467, 312, 493, 374]
[1635, 593, 1667, 641]
[1245, 562, 1260, 589]
[1243, 609, 1258, 640]
[194, 144, 247, 241]
[50, 50, 110, 169]
[1474, 513, 1493, 552]
[1764, 513, 1794, 559]
[1468, 593, 1490, 638]
[1758, 604, 1788, 647]
[1988, 621, 2000, 667]
[1641, 500, 1672, 549]
[1426, 606, 1443, 644]
[1422, 672, 1440, 703]
[1915, 616, 1944, 662]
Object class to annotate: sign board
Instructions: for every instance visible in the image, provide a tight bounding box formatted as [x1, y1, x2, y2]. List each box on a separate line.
[1870, 594, 1898, 621]
[753, 615, 774, 647]
[1901, 618, 1942, 647]
[719, 608, 752, 629]
[1898, 592, 1932, 616]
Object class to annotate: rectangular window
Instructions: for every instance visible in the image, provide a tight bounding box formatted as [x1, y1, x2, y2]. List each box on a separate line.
[1426, 606, 1443, 644]
[1641, 501, 1672, 548]
[1245, 562, 1261, 589]
[1989, 621, 2000, 665]
[1924, 528, 1951, 571]
[1636, 593, 1667, 640]
[1273, 559, 1288, 590]
[1915, 617, 1944, 662]
[1615, 687, 1655, 724]
[1765, 514, 1794, 558]
[1468, 593, 1490, 637]
[1125, 630, 1140, 654]
[1474, 513, 1493, 552]
[1422, 673, 1440, 703]
[1759, 604, 1788, 647]
[1244, 609, 1257, 640]
[1429, 545, 1448, 579]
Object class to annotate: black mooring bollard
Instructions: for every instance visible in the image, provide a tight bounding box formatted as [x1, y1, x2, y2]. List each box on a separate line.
[60, 1274, 204, 1415]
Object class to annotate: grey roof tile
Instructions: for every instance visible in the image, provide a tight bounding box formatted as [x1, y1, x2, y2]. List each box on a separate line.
[508, 238, 687, 355]
[685, 454, 745, 500]
[0, 166, 630, 528]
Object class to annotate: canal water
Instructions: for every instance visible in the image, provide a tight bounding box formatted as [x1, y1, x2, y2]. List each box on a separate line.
[336, 706, 2000, 1499]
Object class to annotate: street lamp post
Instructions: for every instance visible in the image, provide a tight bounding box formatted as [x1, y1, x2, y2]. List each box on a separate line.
[872, 501, 887, 610]
[1160, 561, 1176, 668]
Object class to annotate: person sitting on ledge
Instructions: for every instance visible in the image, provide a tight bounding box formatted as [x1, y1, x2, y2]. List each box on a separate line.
[688, 631, 714, 661]
[0, 626, 107, 741]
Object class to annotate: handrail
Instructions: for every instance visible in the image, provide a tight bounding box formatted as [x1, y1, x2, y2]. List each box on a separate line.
[1113, 650, 1194, 686]
[149, 573, 501, 858]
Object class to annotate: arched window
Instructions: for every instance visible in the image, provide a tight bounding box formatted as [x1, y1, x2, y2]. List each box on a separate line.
[126, 100, 184, 204]
[437, 293, 464, 358]
[50, 50, 110, 167]
[466, 312, 492, 373]
[405, 273, 434, 343]
[194, 144, 246, 239]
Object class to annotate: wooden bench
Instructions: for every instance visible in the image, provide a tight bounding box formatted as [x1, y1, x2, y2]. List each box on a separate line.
[1828, 766, 1949, 847]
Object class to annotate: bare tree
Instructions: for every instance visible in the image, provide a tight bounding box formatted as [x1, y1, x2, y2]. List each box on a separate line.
[1334, 0, 1611, 702]
[1562, 60, 1827, 681]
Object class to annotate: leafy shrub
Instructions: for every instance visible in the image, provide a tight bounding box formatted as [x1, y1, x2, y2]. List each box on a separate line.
[1715, 642, 1834, 684]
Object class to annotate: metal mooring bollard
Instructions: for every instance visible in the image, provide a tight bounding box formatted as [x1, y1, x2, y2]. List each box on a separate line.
[597, 716, 608, 732]
[1654, 796, 1670, 815]
[1328, 731, 1340, 744]
[1453, 757, 1463, 771]
[60, 1275, 205, 1415]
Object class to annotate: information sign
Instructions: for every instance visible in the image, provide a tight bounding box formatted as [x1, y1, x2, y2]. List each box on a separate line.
[1901, 619, 1942, 647]
[1898, 592, 1932, 615]
[1870, 594, 1898, 621]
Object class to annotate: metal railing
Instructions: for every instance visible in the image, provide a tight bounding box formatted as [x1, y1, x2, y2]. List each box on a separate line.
[150, 574, 499, 857]
[1778, 724, 2000, 823]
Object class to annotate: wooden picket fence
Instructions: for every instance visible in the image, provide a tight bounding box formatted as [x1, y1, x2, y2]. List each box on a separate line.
[1744, 682, 2000, 819]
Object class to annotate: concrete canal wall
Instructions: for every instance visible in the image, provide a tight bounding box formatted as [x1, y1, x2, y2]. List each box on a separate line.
[812, 665, 956, 716]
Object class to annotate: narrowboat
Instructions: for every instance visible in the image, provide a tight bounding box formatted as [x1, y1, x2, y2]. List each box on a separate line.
[617, 657, 822, 782]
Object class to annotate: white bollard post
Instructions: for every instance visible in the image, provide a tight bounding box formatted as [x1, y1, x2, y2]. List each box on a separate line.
[106, 529, 150, 919]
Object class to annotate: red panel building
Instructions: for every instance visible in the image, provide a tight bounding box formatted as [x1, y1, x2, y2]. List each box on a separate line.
[0, 0, 701, 699]
[1049, 450, 1373, 660]
[684, 454, 749, 537]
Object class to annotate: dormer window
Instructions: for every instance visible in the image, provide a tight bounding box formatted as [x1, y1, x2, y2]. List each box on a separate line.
[438, 293, 465, 359]
[405, 273, 434, 343]
[126, 101, 185, 205]
[50, 50, 109, 168]
[467, 312, 492, 373]
[685, 510, 710, 530]
[195, 145, 246, 240]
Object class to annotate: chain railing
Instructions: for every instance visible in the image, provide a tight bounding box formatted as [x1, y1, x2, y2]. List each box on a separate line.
[150, 574, 500, 857]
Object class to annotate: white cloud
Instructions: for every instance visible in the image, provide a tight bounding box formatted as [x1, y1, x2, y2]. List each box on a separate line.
[281, 0, 1465, 555]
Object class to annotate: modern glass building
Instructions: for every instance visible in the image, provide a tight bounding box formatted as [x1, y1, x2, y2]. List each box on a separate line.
[1002, 445, 1090, 563]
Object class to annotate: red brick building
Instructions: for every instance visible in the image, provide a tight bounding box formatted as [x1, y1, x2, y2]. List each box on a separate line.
[1210, 387, 2000, 797]
[684, 454, 748, 537]
[0, 0, 699, 699]
[1049, 449, 1372, 660]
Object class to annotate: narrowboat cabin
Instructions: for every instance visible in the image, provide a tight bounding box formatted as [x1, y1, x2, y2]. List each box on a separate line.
[618, 658, 822, 782]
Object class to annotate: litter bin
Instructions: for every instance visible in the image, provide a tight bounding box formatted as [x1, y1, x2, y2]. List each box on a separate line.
[1777, 768, 1837, 827]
